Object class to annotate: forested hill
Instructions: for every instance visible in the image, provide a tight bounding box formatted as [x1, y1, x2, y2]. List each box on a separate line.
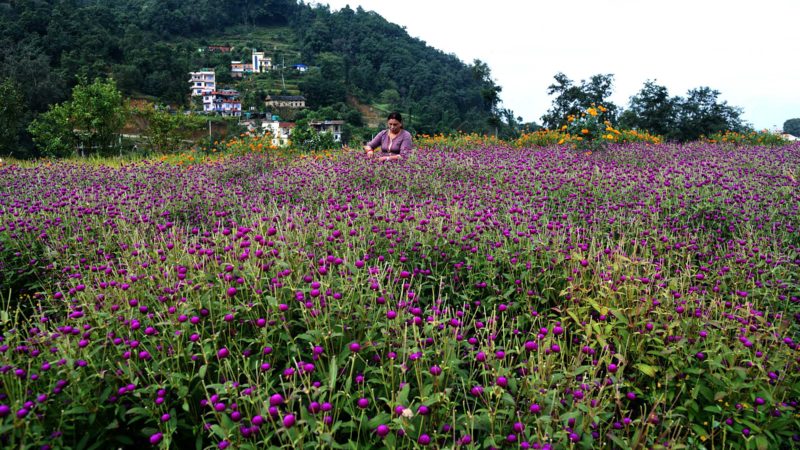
[0, 0, 505, 141]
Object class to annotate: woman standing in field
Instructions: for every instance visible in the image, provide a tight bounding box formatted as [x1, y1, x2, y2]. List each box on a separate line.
[364, 112, 413, 161]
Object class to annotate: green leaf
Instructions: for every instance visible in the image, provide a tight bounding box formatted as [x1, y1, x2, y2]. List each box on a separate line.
[635, 363, 658, 377]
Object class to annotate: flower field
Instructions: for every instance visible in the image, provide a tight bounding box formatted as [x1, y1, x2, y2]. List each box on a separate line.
[1, 143, 799, 449]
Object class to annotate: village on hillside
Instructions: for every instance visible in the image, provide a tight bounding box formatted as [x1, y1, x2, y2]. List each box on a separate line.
[188, 46, 343, 147]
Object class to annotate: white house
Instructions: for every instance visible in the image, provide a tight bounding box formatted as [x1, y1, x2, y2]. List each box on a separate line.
[252, 50, 272, 73]
[781, 133, 799, 141]
[189, 69, 215, 97]
[262, 120, 295, 147]
[202, 89, 242, 117]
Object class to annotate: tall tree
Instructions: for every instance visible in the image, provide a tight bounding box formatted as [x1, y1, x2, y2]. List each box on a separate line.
[29, 78, 128, 157]
[673, 87, 745, 142]
[618, 80, 678, 138]
[541, 72, 618, 130]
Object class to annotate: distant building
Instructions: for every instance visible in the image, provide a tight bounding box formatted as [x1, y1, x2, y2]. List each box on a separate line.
[230, 61, 249, 78]
[262, 120, 295, 146]
[252, 50, 272, 72]
[189, 69, 216, 97]
[207, 45, 233, 53]
[309, 120, 345, 142]
[232, 50, 273, 78]
[292, 64, 308, 72]
[265, 95, 306, 109]
[202, 89, 242, 116]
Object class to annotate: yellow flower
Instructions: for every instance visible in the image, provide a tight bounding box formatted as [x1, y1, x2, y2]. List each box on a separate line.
[581, 129, 589, 135]
[587, 107, 598, 117]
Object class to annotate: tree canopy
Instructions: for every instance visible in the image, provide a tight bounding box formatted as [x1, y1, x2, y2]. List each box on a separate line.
[783, 118, 800, 137]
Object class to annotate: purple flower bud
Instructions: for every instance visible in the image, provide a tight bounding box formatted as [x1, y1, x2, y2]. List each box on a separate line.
[149, 433, 163, 445]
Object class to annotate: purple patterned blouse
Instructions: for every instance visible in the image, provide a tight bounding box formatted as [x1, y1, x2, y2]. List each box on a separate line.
[366, 129, 413, 154]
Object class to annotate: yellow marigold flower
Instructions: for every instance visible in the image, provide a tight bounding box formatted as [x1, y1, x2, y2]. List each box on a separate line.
[581, 129, 589, 135]
[561, 125, 568, 130]
[598, 105, 607, 112]
[587, 107, 597, 117]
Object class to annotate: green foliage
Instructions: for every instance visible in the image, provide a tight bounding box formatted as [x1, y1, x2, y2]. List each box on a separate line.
[783, 118, 800, 137]
[133, 105, 205, 154]
[290, 118, 338, 151]
[620, 81, 747, 142]
[673, 86, 746, 142]
[619, 80, 678, 138]
[28, 78, 128, 157]
[0, 78, 25, 155]
[541, 72, 619, 130]
[26, 101, 78, 158]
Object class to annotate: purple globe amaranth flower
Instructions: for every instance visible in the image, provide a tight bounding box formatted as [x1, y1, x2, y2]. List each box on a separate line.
[349, 342, 361, 353]
[217, 347, 230, 359]
[283, 414, 296, 428]
[418, 434, 431, 446]
[149, 433, 163, 445]
[269, 394, 284, 406]
[429, 365, 442, 376]
[357, 397, 369, 409]
[376, 424, 390, 438]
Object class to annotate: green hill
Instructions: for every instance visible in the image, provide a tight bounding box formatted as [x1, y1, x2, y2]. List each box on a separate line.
[0, 0, 507, 156]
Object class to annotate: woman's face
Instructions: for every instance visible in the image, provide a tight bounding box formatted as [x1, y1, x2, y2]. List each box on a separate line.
[387, 119, 402, 133]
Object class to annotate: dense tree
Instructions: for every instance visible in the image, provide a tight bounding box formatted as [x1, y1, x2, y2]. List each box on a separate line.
[673, 87, 745, 142]
[541, 73, 618, 130]
[783, 118, 800, 137]
[132, 105, 205, 154]
[618, 80, 678, 138]
[0, 78, 25, 156]
[29, 78, 128, 157]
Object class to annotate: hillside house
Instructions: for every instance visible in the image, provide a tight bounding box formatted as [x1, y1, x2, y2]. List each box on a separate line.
[292, 64, 308, 72]
[232, 50, 273, 78]
[189, 69, 216, 97]
[309, 120, 345, 142]
[202, 89, 242, 117]
[265, 95, 306, 109]
[262, 120, 295, 146]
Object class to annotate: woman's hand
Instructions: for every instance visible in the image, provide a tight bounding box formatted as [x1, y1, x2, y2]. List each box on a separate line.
[363, 145, 374, 158]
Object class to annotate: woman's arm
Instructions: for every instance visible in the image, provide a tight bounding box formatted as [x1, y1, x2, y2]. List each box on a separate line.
[364, 130, 386, 151]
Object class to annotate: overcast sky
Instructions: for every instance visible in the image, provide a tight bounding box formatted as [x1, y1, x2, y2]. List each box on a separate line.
[318, 0, 799, 130]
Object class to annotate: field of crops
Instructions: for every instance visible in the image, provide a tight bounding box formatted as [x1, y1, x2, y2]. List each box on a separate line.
[1, 143, 799, 449]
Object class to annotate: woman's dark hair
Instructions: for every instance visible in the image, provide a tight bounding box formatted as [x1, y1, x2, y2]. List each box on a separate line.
[387, 112, 403, 123]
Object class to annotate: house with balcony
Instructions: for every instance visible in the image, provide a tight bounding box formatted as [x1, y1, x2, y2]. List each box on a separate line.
[202, 89, 242, 117]
[189, 69, 216, 97]
[309, 120, 345, 142]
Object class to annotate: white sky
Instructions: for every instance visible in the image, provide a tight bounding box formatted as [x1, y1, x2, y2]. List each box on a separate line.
[319, 0, 800, 130]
